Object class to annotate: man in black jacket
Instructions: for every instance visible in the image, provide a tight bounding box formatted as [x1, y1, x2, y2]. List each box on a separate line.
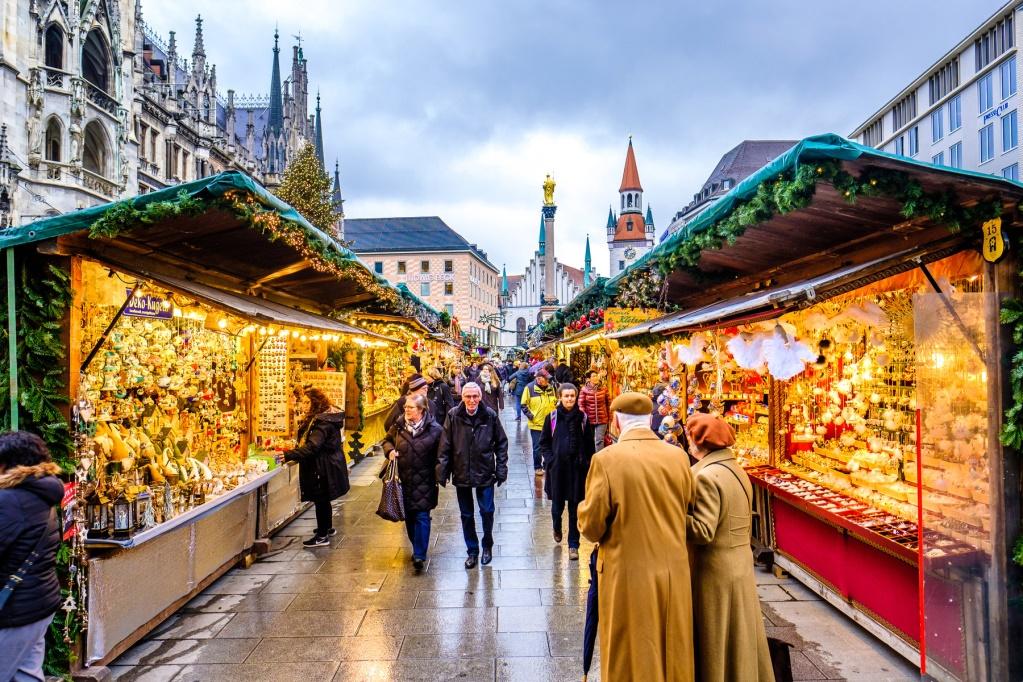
[0, 432, 63, 682]
[436, 382, 509, 569]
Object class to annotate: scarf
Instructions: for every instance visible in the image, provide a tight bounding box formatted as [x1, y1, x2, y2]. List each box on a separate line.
[405, 416, 426, 437]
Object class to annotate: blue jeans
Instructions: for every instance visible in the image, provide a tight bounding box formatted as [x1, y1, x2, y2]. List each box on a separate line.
[456, 485, 495, 555]
[404, 510, 431, 561]
[530, 429, 543, 469]
[0, 614, 52, 682]
[552, 499, 580, 549]
[513, 395, 523, 419]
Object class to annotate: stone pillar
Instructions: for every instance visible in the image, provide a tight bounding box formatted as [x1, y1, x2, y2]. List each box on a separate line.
[543, 204, 556, 304]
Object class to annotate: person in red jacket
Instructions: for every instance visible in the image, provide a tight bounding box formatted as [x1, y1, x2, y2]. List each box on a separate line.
[578, 370, 611, 452]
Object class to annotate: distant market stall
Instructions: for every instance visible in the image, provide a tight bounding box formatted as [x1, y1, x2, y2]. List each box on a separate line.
[0, 171, 397, 671]
[582, 134, 1023, 681]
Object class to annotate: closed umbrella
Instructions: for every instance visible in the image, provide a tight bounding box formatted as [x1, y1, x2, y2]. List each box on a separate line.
[582, 546, 599, 681]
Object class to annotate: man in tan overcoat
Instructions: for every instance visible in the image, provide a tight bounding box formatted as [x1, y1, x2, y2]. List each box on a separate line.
[685, 413, 774, 682]
[578, 392, 695, 682]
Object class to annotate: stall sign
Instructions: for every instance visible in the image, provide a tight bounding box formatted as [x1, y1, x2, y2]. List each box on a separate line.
[61, 482, 77, 541]
[982, 217, 1006, 263]
[604, 307, 660, 332]
[123, 289, 173, 319]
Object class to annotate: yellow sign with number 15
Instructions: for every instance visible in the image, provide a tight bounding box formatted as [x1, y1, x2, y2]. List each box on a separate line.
[982, 217, 1005, 263]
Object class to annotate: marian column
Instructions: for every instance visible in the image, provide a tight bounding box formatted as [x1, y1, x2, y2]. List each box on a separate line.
[542, 174, 557, 304]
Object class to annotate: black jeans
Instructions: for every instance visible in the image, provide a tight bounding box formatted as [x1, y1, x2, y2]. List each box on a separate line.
[314, 496, 333, 536]
[551, 499, 580, 549]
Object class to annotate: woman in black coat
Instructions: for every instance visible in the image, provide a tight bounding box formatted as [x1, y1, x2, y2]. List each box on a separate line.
[426, 368, 454, 424]
[539, 383, 595, 561]
[382, 394, 443, 572]
[285, 387, 349, 547]
[0, 432, 63, 682]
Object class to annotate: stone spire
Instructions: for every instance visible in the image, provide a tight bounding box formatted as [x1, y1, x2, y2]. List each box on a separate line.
[167, 30, 178, 86]
[192, 15, 205, 62]
[606, 206, 615, 230]
[314, 92, 325, 169]
[331, 158, 344, 214]
[501, 265, 509, 296]
[268, 30, 284, 134]
[584, 235, 592, 287]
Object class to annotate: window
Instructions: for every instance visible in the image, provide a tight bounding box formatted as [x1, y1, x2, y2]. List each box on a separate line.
[626, 219, 634, 231]
[980, 72, 994, 112]
[862, 118, 884, 147]
[618, 260, 625, 271]
[373, 261, 383, 274]
[975, 12, 1014, 71]
[908, 126, 919, 156]
[932, 152, 945, 166]
[1004, 110, 1019, 151]
[928, 58, 960, 105]
[894, 136, 905, 156]
[950, 142, 963, 168]
[44, 118, 61, 162]
[1003, 163, 1019, 181]
[82, 121, 108, 176]
[44, 24, 63, 69]
[1001, 55, 1017, 99]
[446, 304, 455, 316]
[931, 110, 943, 142]
[981, 123, 995, 162]
[421, 260, 429, 273]
[948, 95, 962, 131]
[420, 282, 430, 296]
[82, 29, 110, 92]
[444, 282, 453, 296]
[444, 260, 453, 273]
[891, 92, 916, 130]
[397, 261, 406, 274]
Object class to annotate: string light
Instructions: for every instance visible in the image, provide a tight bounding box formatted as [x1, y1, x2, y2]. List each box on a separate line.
[217, 318, 228, 329]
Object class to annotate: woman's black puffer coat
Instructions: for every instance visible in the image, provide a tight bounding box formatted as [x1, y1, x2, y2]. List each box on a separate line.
[383, 415, 443, 512]
[285, 410, 350, 501]
[0, 462, 63, 628]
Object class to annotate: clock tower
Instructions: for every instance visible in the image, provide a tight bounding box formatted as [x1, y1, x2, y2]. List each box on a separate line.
[607, 137, 655, 277]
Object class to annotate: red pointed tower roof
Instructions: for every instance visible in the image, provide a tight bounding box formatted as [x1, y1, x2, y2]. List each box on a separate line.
[619, 138, 643, 192]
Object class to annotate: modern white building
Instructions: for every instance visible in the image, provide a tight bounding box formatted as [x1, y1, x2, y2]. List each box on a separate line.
[851, 2, 1021, 181]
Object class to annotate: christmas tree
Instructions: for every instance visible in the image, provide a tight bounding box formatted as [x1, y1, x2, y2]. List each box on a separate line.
[275, 143, 344, 239]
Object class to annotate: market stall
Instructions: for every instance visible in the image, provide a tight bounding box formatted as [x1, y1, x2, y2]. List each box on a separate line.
[0, 171, 394, 670]
[602, 134, 1023, 681]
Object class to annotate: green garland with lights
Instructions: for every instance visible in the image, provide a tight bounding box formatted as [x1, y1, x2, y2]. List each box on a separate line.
[0, 252, 81, 676]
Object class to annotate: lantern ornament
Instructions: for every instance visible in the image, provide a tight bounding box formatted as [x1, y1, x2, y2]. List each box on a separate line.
[111, 490, 137, 538]
[86, 488, 111, 539]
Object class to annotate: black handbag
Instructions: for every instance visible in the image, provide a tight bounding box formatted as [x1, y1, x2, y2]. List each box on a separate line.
[0, 509, 54, 612]
[375, 459, 405, 522]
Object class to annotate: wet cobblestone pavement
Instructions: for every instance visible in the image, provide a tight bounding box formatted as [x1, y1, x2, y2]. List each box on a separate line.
[110, 406, 918, 681]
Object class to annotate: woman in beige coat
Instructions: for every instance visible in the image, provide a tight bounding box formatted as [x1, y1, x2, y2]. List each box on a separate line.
[685, 413, 774, 682]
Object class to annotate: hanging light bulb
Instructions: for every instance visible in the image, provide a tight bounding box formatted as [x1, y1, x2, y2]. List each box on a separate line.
[172, 307, 183, 318]
[300, 334, 308, 342]
[279, 328, 290, 337]
[267, 326, 277, 336]
[291, 330, 300, 338]
[217, 318, 228, 329]
[258, 326, 267, 336]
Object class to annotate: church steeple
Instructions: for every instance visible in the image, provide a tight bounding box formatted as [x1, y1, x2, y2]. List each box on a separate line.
[619, 136, 643, 215]
[331, 159, 344, 214]
[268, 30, 284, 135]
[584, 235, 592, 287]
[314, 92, 325, 169]
[501, 265, 509, 296]
[538, 215, 546, 256]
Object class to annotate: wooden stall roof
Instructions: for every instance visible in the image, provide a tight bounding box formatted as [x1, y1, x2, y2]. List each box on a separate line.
[4, 171, 390, 314]
[606, 134, 1023, 310]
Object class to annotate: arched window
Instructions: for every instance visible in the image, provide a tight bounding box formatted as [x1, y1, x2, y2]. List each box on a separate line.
[82, 29, 110, 92]
[620, 195, 624, 211]
[44, 24, 64, 69]
[202, 93, 211, 121]
[82, 121, 108, 176]
[537, 311, 544, 324]
[44, 119, 61, 161]
[627, 194, 633, 208]
[516, 318, 527, 346]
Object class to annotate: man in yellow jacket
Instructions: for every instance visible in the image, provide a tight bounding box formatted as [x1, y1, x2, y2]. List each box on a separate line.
[520, 369, 557, 475]
[578, 392, 695, 682]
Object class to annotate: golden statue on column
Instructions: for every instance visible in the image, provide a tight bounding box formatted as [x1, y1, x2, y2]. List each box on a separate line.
[543, 173, 556, 206]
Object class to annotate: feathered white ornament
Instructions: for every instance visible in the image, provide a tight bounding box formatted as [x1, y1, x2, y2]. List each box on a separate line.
[761, 325, 817, 381]
[674, 334, 708, 366]
[843, 301, 890, 328]
[801, 312, 831, 332]
[727, 332, 766, 370]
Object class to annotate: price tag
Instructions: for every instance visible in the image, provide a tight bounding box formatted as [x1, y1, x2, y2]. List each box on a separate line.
[981, 217, 1005, 263]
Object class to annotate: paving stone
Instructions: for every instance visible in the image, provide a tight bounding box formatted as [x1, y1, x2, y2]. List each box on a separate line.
[203, 574, 274, 595]
[783, 580, 823, 601]
[498, 604, 586, 633]
[245, 635, 403, 662]
[167, 662, 340, 681]
[182, 592, 297, 614]
[116, 638, 259, 665]
[288, 590, 419, 611]
[497, 656, 596, 681]
[215, 610, 366, 638]
[260, 572, 388, 593]
[399, 631, 548, 659]
[150, 613, 235, 640]
[331, 657, 495, 682]
[239, 560, 325, 574]
[357, 607, 497, 635]
[415, 587, 541, 608]
[758, 584, 795, 602]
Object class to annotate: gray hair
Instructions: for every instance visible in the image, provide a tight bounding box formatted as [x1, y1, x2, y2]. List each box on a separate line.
[461, 382, 482, 396]
[406, 394, 429, 412]
[616, 412, 651, 431]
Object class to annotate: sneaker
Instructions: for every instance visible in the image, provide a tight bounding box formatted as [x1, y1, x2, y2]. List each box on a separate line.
[412, 558, 425, 573]
[326, 528, 338, 537]
[569, 548, 579, 561]
[553, 529, 563, 543]
[302, 535, 329, 548]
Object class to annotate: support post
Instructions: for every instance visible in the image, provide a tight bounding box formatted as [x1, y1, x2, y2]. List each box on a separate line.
[6, 248, 17, 430]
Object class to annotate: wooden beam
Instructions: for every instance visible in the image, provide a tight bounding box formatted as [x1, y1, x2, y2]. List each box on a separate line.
[251, 260, 308, 286]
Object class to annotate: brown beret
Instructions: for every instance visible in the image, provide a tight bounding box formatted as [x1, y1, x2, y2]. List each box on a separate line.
[610, 392, 653, 416]
[685, 413, 736, 450]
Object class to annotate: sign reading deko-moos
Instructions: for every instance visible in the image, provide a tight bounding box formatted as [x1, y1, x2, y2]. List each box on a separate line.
[603, 307, 660, 332]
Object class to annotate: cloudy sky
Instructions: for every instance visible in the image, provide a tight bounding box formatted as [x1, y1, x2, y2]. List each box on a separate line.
[144, 0, 1001, 276]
